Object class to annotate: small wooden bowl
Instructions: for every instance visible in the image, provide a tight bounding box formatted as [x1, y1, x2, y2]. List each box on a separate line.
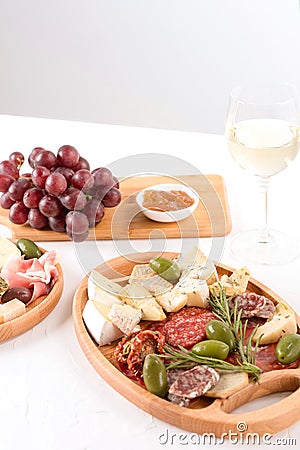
[0, 247, 63, 342]
[72, 252, 300, 437]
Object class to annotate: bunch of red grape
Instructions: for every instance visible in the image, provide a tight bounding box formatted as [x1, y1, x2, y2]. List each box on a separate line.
[0, 145, 121, 242]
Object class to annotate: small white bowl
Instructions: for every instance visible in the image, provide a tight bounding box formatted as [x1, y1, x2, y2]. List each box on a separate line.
[136, 183, 199, 223]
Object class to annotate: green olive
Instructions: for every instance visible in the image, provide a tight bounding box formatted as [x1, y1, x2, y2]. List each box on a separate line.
[192, 340, 229, 360]
[206, 320, 236, 352]
[149, 257, 181, 281]
[16, 238, 42, 259]
[275, 334, 300, 365]
[143, 354, 168, 398]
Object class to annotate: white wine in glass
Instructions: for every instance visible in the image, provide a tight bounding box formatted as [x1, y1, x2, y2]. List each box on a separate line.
[226, 85, 300, 265]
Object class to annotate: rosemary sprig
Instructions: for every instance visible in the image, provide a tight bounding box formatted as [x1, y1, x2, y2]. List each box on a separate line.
[160, 344, 261, 378]
[208, 284, 262, 381]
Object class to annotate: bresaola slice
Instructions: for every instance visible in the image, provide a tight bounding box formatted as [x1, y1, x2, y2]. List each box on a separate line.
[168, 366, 220, 407]
[1, 250, 59, 302]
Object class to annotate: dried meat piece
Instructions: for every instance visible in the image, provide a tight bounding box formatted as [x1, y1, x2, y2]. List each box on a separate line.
[255, 344, 300, 372]
[229, 293, 275, 320]
[168, 365, 219, 399]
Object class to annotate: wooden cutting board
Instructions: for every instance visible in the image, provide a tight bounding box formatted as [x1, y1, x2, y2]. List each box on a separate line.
[72, 252, 300, 437]
[0, 174, 231, 241]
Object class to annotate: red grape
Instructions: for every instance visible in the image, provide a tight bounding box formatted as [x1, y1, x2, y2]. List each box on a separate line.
[1, 145, 121, 242]
[102, 187, 121, 207]
[28, 208, 48, 229]
[0, 192, 15, 209]
[57, 145, 79, 168]
[66, 227, 89, 242]
[9, 201, 29, 224]
[0, 174, 15, 192]
[23, 187, 44, 208]
[113, 176, 119, 189]
[32, 166, 50, 188]
[48, 214, 66, 232]
[92, 167, 113, 188]
[84, 198, 105, 227]
[54, 166, 74, 185]
[28, 147, 44, 168]
[94, 186, 110, 201]
[45, 172, 67, 196]
[59, 187, 87, 210]
[71, 169, 94, 191]
[39, 195, 62, 217]
[9, 152, 25, 168]
[0, 160, 19, 179]
[34, 150, 58, 169]
[74, 156, 90, 171]
[65, 211, 89, 234]
[8, 178, 32, 201]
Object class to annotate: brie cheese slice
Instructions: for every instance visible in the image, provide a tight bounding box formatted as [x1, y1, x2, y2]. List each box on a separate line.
[82, 300, 123, 346]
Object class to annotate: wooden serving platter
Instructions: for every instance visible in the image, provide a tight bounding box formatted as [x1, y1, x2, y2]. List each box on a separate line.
[0, 174, 231, 241]
[0, 248, 64, 342]
[72, 252, 300, 437]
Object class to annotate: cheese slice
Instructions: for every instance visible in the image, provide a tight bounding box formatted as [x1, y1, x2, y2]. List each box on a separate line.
[82, 299, 123, 346]
[0, 237, 21, 269]
[120, 282, 153, 303]
[176, 246, 217, 284]
[253, 302, 297, 345]
[205, 371, 249, 399]
[176, 278, 210, 308]
[137, 298, 166, 321]
[121, 282, 166, 321]
[0, 299, 26, 324]
[135, 276, 173, 296]
[88, 270, 123, 305]
[209, 267, 250, 297]
[129, 264, 156, 282]
[155, 289, 187, 312]
[108, 304, 142, 335]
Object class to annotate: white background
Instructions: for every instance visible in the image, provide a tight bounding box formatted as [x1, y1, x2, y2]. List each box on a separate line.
[1, 0, 300, 133]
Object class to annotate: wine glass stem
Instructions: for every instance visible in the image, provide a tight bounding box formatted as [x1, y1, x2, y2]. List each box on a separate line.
[257, 176, 270, 244]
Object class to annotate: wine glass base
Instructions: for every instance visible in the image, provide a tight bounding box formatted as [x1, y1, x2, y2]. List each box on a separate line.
[230, 229, 300, 265]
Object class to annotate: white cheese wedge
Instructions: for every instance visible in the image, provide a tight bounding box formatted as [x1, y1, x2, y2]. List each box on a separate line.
[121, 282, 166, 321]
[0, 237, 21, 270]
[253, 302, 297, 345]
[120, 282, 152, 301]
[129, 264, 156, 282]
[155, 289, 187, 312]
[209, 267, 250, 296]
[108, 304, 142, 335]
[205, 371, 249, 399]
[176, 278, 210, 308]
[137, 298, 166, 321]
[135, 276, 173, 296]
[0, 298, 26, 323]
[176, 246, 217, 284]
[82, 299, 123, 346]
[88, 270, 123, 305]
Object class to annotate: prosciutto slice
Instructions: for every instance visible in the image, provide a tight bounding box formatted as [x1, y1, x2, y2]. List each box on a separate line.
[1, 250, 59, 301]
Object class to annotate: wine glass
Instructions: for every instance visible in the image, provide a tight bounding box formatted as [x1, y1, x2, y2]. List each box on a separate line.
[226, 84, 300, 265]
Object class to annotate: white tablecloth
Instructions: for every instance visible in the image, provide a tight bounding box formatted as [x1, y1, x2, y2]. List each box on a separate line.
[0, 114, 299, 450]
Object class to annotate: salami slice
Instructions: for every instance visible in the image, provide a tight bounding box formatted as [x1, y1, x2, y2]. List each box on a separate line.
[168, 365, 220, 399]
[229, 293, 275, 319]
[163, 307, 217, 348]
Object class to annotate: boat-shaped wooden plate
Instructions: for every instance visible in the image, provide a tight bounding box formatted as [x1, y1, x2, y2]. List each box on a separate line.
[0, 246, 64, 342]
[72, 252, 300, 437]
